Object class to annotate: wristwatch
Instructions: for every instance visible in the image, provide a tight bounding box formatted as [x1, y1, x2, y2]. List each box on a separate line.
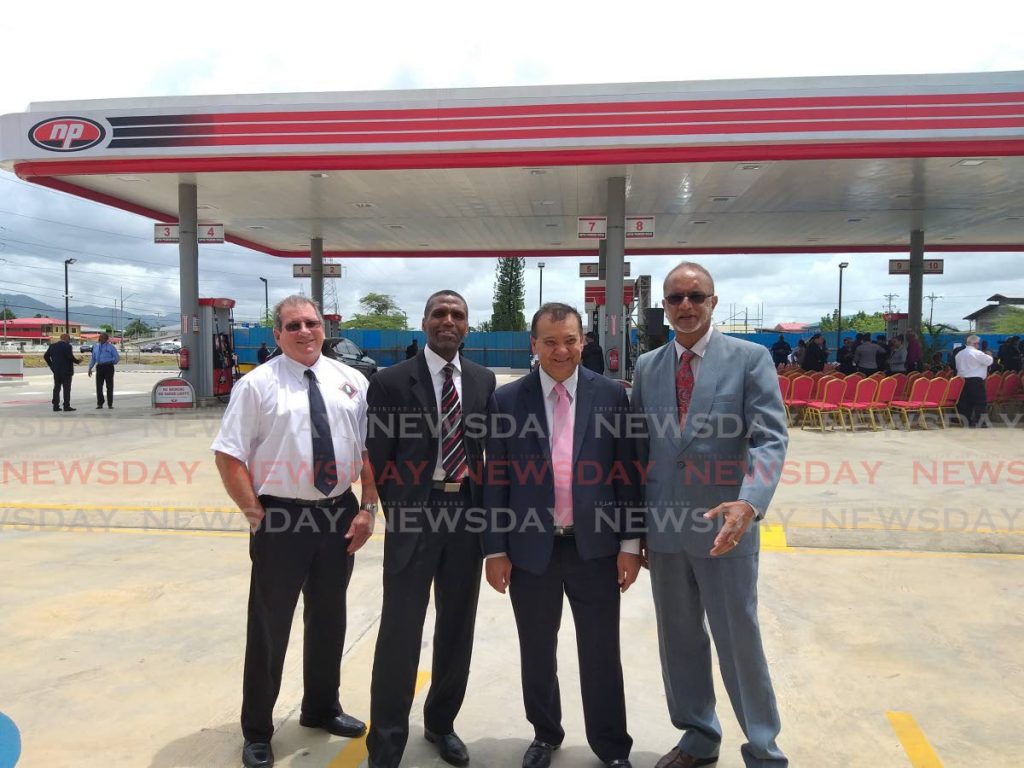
[360, 502, 378, 514]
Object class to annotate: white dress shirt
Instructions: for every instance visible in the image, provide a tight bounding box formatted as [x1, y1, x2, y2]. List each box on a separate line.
[956, 346, 993, 379]
[211, 353, 368, 498]
[424, 345, 464, 481]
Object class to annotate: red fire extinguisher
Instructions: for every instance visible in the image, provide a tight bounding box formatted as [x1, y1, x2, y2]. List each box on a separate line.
[607, 347, 620, 373]
[179, 347, 190, 370]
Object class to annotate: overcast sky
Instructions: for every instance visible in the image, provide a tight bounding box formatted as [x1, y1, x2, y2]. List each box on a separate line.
[1, 0, 1022, 330]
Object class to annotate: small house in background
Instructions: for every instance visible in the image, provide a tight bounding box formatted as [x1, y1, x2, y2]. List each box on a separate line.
[963, 295, 1024, 332]
[0, 316, 81, 342]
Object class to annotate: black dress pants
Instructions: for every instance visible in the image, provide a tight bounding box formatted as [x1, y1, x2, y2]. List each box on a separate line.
[51, 373, 72, 408]
[956, 377, 987, 426]
[242, 491, 357, 742]
[508, 537, 632, 763]
[94, 363, 115, 406]
[366, 487, 482, 768]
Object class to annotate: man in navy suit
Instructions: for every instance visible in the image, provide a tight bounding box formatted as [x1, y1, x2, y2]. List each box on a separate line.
[483, 303, 641, 768]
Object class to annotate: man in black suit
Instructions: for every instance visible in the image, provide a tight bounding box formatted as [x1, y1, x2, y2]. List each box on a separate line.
[43, 333, 80, 412]
[365, 290, 496, 768]
[483, 303, 641, 768]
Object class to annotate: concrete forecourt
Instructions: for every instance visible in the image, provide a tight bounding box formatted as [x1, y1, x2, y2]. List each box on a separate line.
[1, 368, 1022, 766]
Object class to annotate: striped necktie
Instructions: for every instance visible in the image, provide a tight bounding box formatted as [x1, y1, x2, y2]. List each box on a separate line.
[441, 364, 467, 480]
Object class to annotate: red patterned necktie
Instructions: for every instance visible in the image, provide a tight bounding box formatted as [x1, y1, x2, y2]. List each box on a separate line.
[676, 350, 696, 426]
[441, 363, 468, 480]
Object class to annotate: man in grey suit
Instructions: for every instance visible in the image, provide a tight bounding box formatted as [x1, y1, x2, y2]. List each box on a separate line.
[632, 262, 788, 768]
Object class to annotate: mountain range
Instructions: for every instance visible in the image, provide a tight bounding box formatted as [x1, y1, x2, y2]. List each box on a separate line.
[0, 292, 170, 330]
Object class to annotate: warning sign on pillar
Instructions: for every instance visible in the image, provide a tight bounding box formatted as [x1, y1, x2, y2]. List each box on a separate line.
[625, 216, 655, 238]
[577, 217, 607, 239]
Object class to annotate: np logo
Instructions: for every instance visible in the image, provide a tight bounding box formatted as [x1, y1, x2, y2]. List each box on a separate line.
[29, 116, 106, 152]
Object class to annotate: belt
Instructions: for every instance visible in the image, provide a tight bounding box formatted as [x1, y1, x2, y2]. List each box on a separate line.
[431, 479, 467, 493]
[553, 525, 575, 537]
[261, 489, 352, 508]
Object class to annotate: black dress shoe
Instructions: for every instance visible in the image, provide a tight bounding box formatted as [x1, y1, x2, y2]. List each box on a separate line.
[53, 407, 60, 412]
[63, 406, 76, 411]
[425, 729, 469, 766]
[299, 711, 367, 737]
[605, 761, 632, 768]
[522, 739, 559, 768]
[242, 739, 274, 768]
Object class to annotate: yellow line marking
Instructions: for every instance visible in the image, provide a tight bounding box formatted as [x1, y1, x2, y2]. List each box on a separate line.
[0, 524, 248, 539]
[761, 523, 788, 550]
[1, 502, 239, 513]
[327, 671, 431, 768]
[886, 711, 943, 766]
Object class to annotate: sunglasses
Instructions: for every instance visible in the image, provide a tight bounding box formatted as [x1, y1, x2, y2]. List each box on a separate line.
[282, 320, 322, 332]
[664, 292, 711, 306]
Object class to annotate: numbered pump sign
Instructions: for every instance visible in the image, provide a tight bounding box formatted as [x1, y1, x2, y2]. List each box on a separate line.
[154, 224, 225, 244]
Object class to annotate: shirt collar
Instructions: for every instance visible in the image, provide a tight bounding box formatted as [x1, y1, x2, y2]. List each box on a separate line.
[538, 364, 579, 401]
[424, 345, 461, 378]
[280, 351, 325, 383]
[674, 323, 715, 360]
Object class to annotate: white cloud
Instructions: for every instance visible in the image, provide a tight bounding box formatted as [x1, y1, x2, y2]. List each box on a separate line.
[2, 0, 1023, 332]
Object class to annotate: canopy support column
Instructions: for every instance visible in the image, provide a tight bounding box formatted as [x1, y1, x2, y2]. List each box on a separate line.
[908, 229, 924, 334]
[605, 176, 626, 380]
[311, 238, 324, 312]
[177, 183, 205, 396]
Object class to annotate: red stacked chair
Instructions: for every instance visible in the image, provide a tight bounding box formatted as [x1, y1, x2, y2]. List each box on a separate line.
[938, 377, 965, 427]
[985, 374, 1004, 417]
[784, 376, 813, 426]
[801, 378, 846, 432]
[840, 377, 880, 431]
[868, 376, 900, 429]
[891, 372, 909, 399]
[918, 377, 951, 429]
[995, 372, 1022, 415]
[890, 377, 931, 429]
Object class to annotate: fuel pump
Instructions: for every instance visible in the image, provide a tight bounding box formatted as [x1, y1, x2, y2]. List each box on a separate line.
[198, 298, 236, 397]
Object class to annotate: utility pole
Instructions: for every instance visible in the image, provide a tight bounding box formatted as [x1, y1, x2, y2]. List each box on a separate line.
[883, 293, 899, 314]
[925, 293, 942, 326]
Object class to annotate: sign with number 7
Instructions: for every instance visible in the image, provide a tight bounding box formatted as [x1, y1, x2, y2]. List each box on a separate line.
[577, 216, 607, 239]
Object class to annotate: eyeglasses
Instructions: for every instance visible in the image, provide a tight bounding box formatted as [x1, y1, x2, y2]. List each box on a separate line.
[282, 320, 322, 332]
[664, 292, 711, 306]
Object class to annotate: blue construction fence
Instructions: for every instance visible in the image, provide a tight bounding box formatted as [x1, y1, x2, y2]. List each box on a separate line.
[234, 326, 1007, 370]
[233, 327, 536, 369]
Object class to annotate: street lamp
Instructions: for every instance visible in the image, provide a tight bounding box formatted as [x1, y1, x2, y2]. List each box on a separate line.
[537, 262, 545, 307]
[64, 258, 77, 336]
[259, 277, 269, 324]
[836, 262, 849, 353]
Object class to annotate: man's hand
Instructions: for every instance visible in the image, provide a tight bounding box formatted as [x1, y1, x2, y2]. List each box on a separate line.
[617, 552, 641, 592]
[705, 500, 756, 557]
[485, 555, 512, 594]
[345, 509, 374, 554]
[242, 504, 265, 533]
[87, 370, 93, 378]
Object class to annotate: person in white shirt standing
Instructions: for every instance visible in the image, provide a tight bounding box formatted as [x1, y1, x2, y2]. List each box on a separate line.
[211, 295, 377, 768]
[955, 334, 994, 427]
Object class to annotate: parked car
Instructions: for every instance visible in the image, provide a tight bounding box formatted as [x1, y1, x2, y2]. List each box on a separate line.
[79, 343, 93, 354]
[140, 343, 162, 353]
[328, 337, 378, 378]
[160, 342, 182, 354]
[266, 337, 378, 379]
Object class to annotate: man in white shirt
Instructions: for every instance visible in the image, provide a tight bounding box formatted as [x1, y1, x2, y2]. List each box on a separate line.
[212, 295, 377, 768]
[955, 334, 994, 427]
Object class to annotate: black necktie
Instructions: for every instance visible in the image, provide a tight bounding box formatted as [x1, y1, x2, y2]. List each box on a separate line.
[305, 369, 337, 497]
[441, 364, 468, 481]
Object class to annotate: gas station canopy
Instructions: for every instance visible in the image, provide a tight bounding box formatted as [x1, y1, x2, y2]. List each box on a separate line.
[2, 70, 1024, 258]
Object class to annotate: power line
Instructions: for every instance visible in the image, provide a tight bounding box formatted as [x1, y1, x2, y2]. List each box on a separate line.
[883, 293, 899, 313]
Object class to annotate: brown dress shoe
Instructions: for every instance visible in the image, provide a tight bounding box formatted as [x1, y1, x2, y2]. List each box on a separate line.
[654, 747, 718, 768]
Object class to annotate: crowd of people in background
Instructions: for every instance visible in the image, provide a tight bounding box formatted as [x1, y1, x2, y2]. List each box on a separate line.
[770, 331, 1024, 376]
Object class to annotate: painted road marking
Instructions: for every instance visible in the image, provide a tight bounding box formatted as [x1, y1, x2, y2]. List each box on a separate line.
[761, 523, 788, 549]
[886, 711, 943, 767]
[327, 671, 431, 768]
[0, 711, 21, 768]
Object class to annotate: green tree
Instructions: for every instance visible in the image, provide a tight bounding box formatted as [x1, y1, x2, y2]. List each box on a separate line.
[993, 307, 1024, 334]
[491, 256, 526, 331]
[100, 323, 113, 334]
[340, 293, 408, 330]
[124, 318, 152, 338]
[474, 320, 493, 333]
[1, 308, 15, 320]
[819, 310, 886, 334]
